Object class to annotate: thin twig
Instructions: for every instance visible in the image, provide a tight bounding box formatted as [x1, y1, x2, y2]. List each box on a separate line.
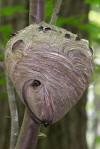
[15, 109, 40, 149]
[50, 0, 63, 25]
[6, 76, 19, 149]
[3, 41, 19, 149]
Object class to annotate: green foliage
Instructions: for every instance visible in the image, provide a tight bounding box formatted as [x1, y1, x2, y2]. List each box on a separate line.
[57, 14, 86, 26]
[0, 5, 27, 89]
[45, 0, 100, 46]
[0, 5, 27, 44]
[0, 6, 27, 16]
[96, 136, 100, 143]
[56, 14, 87, 29]
[0, 6, 27, 45]
[0, 78, 6, 85]
[38, 132, 47, 138]
[0, 53, 3, 60]
[0, 25, 12, 44]
[0, 72, 6, 86]
[92, 64, 100, 81]
[46, 0, 54, 22]
[85, 0, 100, 4]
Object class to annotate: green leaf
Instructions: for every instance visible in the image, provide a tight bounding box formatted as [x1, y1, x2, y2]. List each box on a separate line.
[79, 23, 100, 32]
[0, 78, 6, 85]
[0, 25, 12, 43]
[85, 0, 100, 4]
[0, 25, 12, 32]
[96, 136, 100, 143]
[0, 54, 4, 60]
[0, 6, 27, 16]
[56, 14, 86, 27]
[46, 0, 54, 22]
[38, 132, 47, 137]
[92, 64, 100, 81]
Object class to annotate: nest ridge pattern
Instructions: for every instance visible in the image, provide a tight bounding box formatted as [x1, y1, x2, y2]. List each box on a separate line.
[5, 22, 94, 124]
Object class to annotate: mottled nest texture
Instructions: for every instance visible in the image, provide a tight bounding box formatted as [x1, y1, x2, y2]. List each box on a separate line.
[5, 22, 94, 126]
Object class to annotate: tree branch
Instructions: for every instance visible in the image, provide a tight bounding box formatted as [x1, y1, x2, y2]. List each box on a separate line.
[29, 0, 45, 24]
[6, 76, 19, 149]
[15, 109, 40, 149]
[1, 43, 19, 149]
[50, 0, 63, 25]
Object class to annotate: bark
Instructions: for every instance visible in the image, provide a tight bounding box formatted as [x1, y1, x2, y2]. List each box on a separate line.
[50, 0, 63, 25]
[37, 0, 89, 149]
[15, 110, 40, 149]
[29, 0, 45, 24]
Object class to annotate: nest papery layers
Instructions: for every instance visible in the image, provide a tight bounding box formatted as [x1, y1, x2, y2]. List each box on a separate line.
[5, 22, 93, 124]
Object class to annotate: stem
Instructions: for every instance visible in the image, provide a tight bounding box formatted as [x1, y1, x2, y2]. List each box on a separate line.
[15, 109, 40, 149]
[6, 76, 19, 149]
[4, 41, 18, 149]
[29, 0, 45, 24]
[50, 0, 63, 25]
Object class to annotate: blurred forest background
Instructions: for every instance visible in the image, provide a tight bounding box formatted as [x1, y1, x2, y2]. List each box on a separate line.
[0, 0, 100, 149]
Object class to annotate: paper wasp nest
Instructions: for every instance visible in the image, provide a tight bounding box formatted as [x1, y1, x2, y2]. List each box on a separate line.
[5, 22, 93, 126]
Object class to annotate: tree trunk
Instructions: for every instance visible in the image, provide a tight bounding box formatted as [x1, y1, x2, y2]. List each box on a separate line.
[37, 0, 89, 149]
